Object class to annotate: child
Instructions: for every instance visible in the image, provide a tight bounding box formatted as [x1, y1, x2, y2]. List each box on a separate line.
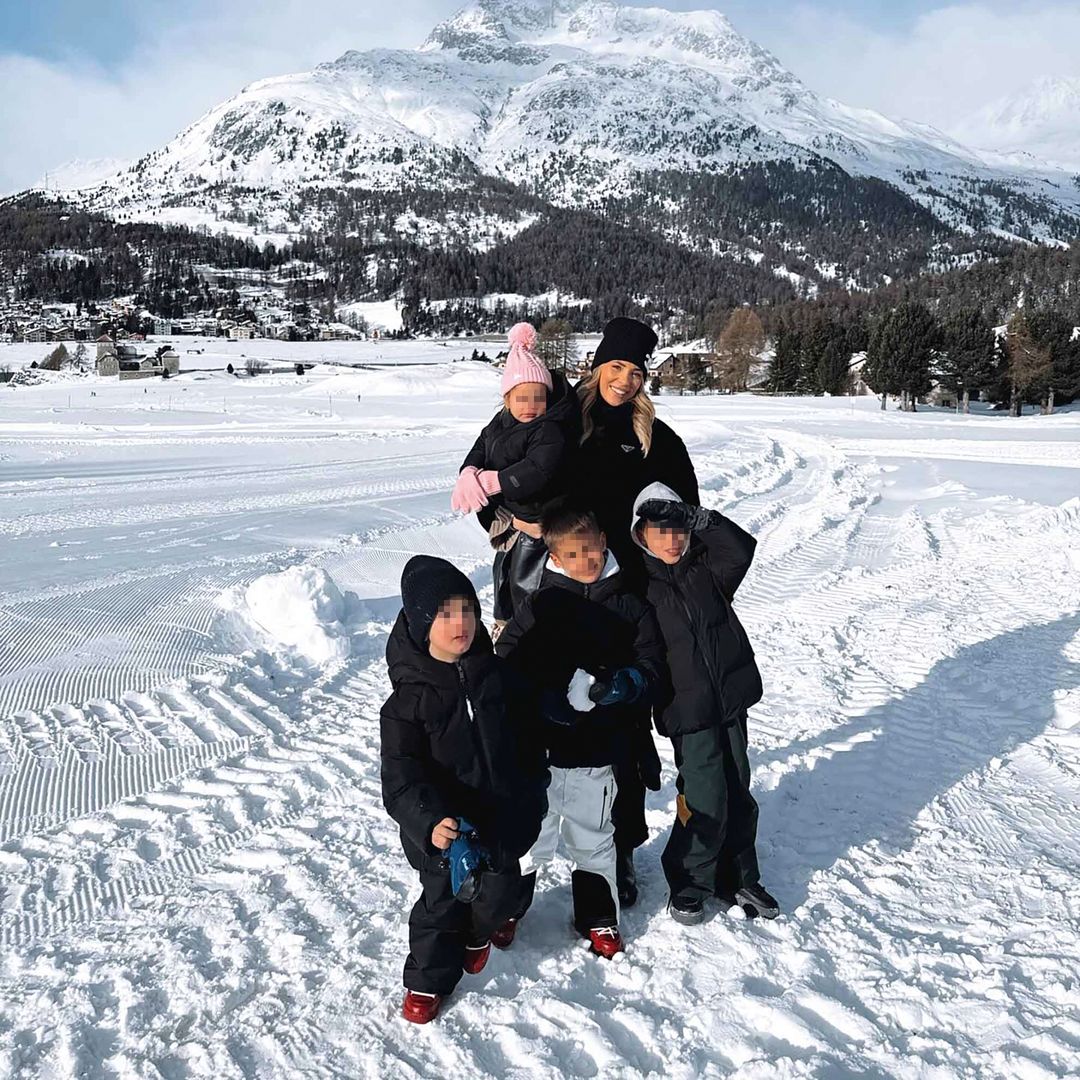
[631, 482, 779, 924]
[380, 555, 547, 1023]
[496, 502, 665, 957]
[451, 322, 580, 625]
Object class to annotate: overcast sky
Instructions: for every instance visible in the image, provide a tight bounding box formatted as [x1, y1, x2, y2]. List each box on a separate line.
[3, 1, 1079, 194]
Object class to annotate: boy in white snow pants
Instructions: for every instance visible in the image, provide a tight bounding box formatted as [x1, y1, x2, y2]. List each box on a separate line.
[496, 503, 666, 958]
[521, 763, 619, 926]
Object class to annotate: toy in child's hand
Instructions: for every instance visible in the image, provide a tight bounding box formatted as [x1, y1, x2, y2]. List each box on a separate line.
[448, 817, 493, 902]
[637, 499, 714, 532]
[451, 466, 489, 514]
[540, 688, 580, 727]
[588, 667, 647, 706]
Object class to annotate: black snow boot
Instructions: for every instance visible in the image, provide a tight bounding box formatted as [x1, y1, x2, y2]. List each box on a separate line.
[668, 895, 705, 926]
[615, 847, 638, 909]
[733, 884, 780, 920]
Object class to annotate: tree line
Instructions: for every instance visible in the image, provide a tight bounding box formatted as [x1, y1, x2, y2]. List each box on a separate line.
[762, 302, 1080, 414]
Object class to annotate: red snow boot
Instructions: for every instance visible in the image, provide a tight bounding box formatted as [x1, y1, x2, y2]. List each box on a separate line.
[491, 918, 518, 950]
[402, 991, 442, 1024]
[587, 925, 624, 959]
[463, 941, 491, 974]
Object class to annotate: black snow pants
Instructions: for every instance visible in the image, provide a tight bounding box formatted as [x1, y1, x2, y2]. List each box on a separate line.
[661, 712, 760, 904]
[404, 861, 523, 995]
[611, 725, 662, 853]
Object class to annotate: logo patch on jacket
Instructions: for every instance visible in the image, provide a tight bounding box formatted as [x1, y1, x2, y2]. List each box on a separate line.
[621, 444, 637, 453]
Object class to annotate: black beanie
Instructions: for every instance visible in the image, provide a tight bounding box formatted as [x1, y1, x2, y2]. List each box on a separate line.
[400, 555, 478, 649]
[591, 317, 658, 374]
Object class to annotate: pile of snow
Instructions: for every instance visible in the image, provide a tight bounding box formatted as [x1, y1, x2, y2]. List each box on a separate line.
[220, 566, 355, 666]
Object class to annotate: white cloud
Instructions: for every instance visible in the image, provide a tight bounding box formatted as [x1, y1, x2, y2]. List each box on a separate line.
[756, 3, 1080, 137]
[0, 0, 451, 194]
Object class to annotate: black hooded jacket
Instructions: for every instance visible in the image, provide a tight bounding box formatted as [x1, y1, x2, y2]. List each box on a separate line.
[462, 370, 581, 524]
[495, 554, 667, 769]
[380, 615, 547, 871]
[573, 395, 698, 586]
[633, 483, 763, 738]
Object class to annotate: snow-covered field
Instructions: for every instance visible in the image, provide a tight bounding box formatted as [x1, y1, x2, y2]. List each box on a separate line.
[1, 354, 1078, 1078]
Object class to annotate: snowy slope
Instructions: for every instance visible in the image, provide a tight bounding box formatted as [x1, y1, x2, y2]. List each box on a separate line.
[1, 352, 1079, 1077]
[64, 0, 1080, 241]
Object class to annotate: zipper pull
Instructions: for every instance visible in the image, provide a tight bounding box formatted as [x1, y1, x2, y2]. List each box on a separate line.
[456, 663, 475, 723]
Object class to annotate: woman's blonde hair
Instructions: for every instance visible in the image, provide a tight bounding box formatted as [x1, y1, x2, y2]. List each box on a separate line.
[578, 367, 655, 456]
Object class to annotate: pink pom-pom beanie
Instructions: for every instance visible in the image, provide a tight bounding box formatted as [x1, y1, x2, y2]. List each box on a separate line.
[501, 322, 553, 396]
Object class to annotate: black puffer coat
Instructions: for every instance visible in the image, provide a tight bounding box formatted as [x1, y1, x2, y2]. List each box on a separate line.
[462, 370, 581, 524]
[495, 555, 666, 770]
[633, 483, 762, 738]
[380, 615, 547, 871]
[573, 396, 698, 586]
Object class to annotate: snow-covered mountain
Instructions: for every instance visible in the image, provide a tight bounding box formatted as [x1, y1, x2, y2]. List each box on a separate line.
[50, 1, 1080, 254]
[951, 76, 1080, 174]
[46, 157, 133, 192]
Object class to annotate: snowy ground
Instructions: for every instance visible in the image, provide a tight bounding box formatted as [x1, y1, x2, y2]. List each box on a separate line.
[1, 355, 1079, 1079]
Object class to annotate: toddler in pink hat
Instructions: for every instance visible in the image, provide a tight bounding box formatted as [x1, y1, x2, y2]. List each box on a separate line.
[451, 322, 581, 623]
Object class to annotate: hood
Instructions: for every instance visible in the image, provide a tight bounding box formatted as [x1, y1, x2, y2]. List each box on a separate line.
[631, 482, 683, 558]
[545, 548, 621, 582]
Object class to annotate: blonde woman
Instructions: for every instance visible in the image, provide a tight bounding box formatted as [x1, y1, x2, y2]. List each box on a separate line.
[576, 317, 699, 580]
[574, 316, 699, 908]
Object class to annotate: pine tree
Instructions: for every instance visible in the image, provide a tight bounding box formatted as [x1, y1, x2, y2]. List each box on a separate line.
[1027, 310, 1080, 413]
[766, 321, 801, 393]
[816, 336, 852, 396]
[686, 354, 709, 393]
[938, 309, 997, 412]
[865, 302, 937, 411]
[40, 343, 70, 371]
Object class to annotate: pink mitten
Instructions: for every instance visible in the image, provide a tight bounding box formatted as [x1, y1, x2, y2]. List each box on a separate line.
[477, 469, 502, 496]
[451, 466, 489, 514]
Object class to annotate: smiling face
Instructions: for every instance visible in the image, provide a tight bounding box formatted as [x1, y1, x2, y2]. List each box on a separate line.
[427, 594, 477, 662]
[598, 360, 644, 407]
[505, 382, 548, 423]
[548, 528, 607, 584]
[640, 520, 690, 565]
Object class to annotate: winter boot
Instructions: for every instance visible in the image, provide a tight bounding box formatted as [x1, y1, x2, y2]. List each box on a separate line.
[490, 918, 518, 950]
[463, 941, 491, 974]
[733, 884, 780, 920]
[668, 895, 705, 926]
[402, 991, 442, 1024]
[615, 847, 638, 908]
[587, 925, 624, 959]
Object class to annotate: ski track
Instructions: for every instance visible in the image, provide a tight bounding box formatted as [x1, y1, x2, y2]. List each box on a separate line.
[1, 413, 1079, 1078]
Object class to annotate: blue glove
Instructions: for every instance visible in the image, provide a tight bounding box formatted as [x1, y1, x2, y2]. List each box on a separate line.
[588, 667, 647, 706]
[448, 817, 492, 903]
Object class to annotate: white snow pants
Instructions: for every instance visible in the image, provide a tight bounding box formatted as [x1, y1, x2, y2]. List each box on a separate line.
[521, 764, 620, 919]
